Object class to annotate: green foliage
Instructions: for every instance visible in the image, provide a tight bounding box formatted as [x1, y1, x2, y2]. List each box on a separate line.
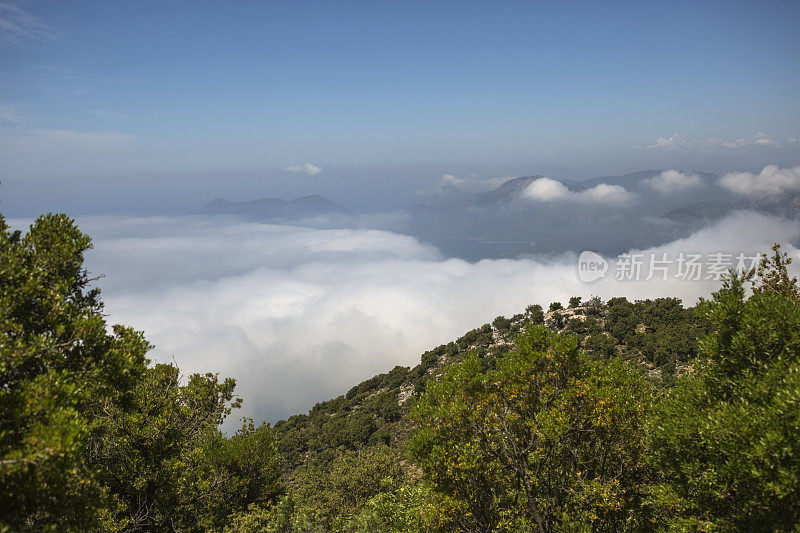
[549, 301, 563, 312]
[568, 296, 582, 308]
[493, 315, 512, 331]
[0, 214, 281, 531]
[89, 365, 282, 531]
[605, 296, 710, 376]
[585, 296, 603, 316]
[410, 326, 651, 532]
[354, 481, 460, 532]
[291, 444, 404, 530]
[0, 214, 151, 530]
[547, 310, 565, 330]
[646, 263, 800, 530]
[526, 304, 545, 325]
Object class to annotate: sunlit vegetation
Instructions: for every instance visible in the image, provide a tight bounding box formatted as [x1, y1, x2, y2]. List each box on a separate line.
[2, 214, 798, 531]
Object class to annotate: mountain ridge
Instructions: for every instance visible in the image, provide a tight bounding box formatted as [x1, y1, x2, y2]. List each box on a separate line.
[195, 194, 348, 220]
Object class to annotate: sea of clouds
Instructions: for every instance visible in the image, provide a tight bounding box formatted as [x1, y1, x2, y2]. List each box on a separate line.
[11, 211, 799, 427]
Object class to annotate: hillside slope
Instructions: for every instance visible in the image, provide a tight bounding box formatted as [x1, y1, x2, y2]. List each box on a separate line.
[272, 295, 708, 473]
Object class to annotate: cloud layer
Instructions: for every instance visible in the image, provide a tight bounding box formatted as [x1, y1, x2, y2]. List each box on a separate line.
[646, 132, 796, 151]
[643, 170, 702, 194]
[284, 162, 322, 175]
[719, 165, 800, 197]
[522, 177, 635, 205]
[12, 212, 791, 427]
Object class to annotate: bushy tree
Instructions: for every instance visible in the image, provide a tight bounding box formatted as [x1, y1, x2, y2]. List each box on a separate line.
[410, 326, 651, 532]
[526, 304, 545, 325]
[0, 214, 281, 531]
[646, 245, 800, 530]
[493, 315, 513, 331]
[0, 214, 152, 530]
[292, 444, 404, 530]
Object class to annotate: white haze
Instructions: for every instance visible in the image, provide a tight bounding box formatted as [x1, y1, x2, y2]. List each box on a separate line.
[14, 212, 797, 426]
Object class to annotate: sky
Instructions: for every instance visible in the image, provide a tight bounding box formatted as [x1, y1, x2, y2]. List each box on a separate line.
[2, 0, 800, 215]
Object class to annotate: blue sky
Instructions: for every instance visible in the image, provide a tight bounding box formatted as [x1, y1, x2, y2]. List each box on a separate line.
[1, 0, 799, 203]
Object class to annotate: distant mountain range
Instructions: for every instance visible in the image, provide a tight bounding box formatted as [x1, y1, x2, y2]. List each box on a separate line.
[666, 191, 800, 223]
[405, 170, 799, 259]
[195, 195, 347, 220]
[193, 171, 799, 260]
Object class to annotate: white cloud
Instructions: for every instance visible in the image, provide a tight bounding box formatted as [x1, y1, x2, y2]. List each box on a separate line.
[284, 162, 322, 175]
[752, 131, 781, 147]
[718, 164, 800, 197]
[0, 1, 55, 43]
[522, 177, 570, 201]
[440, 173, 468, 188]
[646, 133, 689, 150]
[34, 212, 793, 426]
[522, 177, 635, 205]
[646, 132, 792, 151]
[417, 173, 509, 196]
[643, 170, 702, 194]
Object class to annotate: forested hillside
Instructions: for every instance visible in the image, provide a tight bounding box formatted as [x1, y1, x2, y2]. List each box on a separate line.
[2, 213, 799, 532]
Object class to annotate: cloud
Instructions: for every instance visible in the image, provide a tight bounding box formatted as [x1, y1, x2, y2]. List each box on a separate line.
[417, 173, 509, 196]
[718, 164, 800, 197]
[0, 1, 55, 43]
[522, 177, 570, 201]
[440, 173, 468, 188]
[645, 132, 792, 151]
[522, 177, 636, 205]
[284, 162, 322, 175]
[643, 170, 702, 194]
[26, 211, 792, 427]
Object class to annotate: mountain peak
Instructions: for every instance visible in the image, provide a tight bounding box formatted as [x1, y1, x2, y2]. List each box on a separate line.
[461, 175, 542, 207]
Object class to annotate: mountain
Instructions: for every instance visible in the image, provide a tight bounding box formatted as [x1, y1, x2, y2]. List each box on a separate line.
[195, 195, 347, 220]
[574, 170, 718, 191]
[739, 190, 800, 218]
[459, 176, 540, 207]
[663, 201, 733, 224]
[664, 191, 800, 224]
[272, 296, 706, 474]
